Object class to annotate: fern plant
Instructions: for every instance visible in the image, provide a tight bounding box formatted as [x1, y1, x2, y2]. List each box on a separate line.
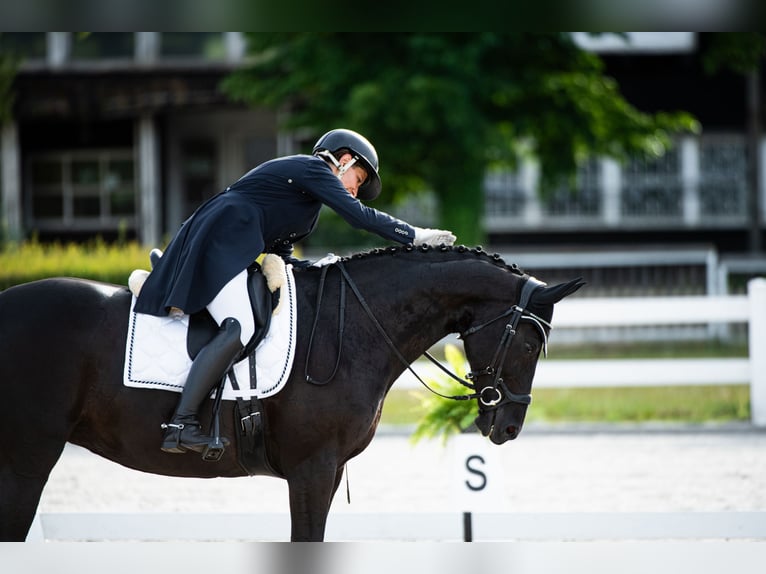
[410, 344, 477, 445]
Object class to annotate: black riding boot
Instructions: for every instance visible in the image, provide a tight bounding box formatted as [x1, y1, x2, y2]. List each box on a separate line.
[161, 317, 244, 454]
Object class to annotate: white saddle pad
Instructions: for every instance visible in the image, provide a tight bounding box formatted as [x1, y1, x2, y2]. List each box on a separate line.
[123, 265, 297, 400]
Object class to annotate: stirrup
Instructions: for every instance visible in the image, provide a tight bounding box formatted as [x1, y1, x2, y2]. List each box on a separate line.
[202, 436, 227, 462]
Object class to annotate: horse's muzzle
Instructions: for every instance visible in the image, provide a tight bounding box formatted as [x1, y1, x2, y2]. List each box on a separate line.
[485, 424, 519, 445]
[474, 410, 521, 444]
[503, 424, 520, 441]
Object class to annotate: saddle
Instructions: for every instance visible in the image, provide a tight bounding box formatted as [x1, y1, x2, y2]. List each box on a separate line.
[140, 250, 282, 475]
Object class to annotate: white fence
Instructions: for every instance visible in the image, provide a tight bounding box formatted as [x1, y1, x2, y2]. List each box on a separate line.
[398, 277, 766, 427]
[28, 511, 766, 542]
[500, 246, 721, 295]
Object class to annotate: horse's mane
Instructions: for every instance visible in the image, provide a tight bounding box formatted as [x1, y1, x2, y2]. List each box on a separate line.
[323, 244, 559, 323]
[303, 244, 526, 276]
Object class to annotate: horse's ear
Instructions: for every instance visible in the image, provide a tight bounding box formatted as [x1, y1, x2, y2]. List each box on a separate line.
[535, 277, 586, 305]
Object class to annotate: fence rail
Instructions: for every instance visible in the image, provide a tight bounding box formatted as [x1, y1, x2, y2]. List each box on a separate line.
[29, 511, 766, 542]
[398, 278, 766, 426]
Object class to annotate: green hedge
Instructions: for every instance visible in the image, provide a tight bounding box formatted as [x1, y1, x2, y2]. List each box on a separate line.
[0, 240, 152, 290]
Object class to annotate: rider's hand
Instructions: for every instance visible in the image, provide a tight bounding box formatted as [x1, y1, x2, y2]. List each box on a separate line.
[413, 227, 457, 246]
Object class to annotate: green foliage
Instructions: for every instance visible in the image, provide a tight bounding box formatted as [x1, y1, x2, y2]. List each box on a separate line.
[222, 33, 699, 245]
[409, 344, 477, 445]
[0, 239, 150, 290]
[702, 33, 766, 75]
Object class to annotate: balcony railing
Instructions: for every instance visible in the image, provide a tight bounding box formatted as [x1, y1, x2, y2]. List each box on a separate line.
[484, 135, 758, 232]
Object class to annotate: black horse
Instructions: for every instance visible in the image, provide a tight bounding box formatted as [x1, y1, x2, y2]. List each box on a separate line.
[0, 245, 583, 541]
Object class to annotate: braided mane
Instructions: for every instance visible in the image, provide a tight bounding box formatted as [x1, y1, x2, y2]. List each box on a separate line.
[336, 244, 526, 276]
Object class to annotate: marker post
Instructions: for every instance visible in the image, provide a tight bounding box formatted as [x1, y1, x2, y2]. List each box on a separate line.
[450, 432, 505, 542]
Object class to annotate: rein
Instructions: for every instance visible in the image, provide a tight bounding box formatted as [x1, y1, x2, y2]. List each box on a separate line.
[305, 261, 468, 399]
[304, 259, 552, 411]
[304, 264, 346, 385]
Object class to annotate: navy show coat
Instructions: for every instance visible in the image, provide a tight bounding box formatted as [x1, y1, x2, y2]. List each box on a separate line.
[134, 154, 416, 317]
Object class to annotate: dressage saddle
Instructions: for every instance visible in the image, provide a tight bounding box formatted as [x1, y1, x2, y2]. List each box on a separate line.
[184, 263, 280, 475]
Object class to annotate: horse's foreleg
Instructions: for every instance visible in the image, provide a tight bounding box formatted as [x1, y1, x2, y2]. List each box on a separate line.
[0, 467, 48, 541]
[286, 460, 344, 542]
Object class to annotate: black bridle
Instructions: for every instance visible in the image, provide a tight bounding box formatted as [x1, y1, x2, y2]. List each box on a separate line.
[304, 260, 551, 413]
[459, 274, 550, 412]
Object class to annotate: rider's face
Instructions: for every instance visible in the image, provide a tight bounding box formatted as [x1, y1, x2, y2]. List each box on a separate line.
[336, 154, 368, 199]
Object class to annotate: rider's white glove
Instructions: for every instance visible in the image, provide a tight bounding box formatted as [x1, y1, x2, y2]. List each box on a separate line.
[413, 227, 457, 246]
[311, 253, 341, 267]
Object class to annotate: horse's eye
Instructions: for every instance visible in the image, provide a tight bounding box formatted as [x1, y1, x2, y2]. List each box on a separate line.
[525, 342, 536, 354]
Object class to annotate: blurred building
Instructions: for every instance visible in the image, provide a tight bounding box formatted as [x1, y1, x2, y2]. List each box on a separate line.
[487, 32, 765, 256]
[1, 32, 764, 260]
[0, 32, 284, 246]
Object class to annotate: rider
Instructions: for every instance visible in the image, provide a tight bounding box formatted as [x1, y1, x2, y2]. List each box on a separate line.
[134, 128, 457, 455]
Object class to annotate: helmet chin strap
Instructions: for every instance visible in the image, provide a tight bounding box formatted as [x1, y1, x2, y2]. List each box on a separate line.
[336, 157, 357, 178]
[315, 150, 357, 180]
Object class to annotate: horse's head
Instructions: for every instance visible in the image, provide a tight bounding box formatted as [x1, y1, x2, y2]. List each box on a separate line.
[462, 274, 585, 445]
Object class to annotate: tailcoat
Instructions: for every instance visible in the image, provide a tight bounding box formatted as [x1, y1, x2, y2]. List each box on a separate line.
[135, 154, 415, 316]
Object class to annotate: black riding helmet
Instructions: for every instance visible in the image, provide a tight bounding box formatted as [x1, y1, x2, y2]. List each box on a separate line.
[312, 129, 382, 201]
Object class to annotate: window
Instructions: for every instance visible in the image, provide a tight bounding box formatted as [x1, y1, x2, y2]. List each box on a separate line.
[70, 33, 134, 60]
[29, 150, 136, 231]
[30, 159, 64, 218]
[621, 148, 683, 219]
[543, 158, 601, 217]
[484, 170, 527, 218]
[107, 159, 136, 216]
[699, 136, 747, 219]
[0, 33, 46, 61]
[160, 33, 225, 60]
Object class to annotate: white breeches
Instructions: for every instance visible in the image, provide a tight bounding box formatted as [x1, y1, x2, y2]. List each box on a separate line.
[206, 269, 255, 346]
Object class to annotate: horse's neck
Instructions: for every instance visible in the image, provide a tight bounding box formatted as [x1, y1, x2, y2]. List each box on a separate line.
[347, 257, 488, 360]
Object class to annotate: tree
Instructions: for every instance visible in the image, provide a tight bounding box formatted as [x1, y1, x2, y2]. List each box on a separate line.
[222, 33, 697, 245]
